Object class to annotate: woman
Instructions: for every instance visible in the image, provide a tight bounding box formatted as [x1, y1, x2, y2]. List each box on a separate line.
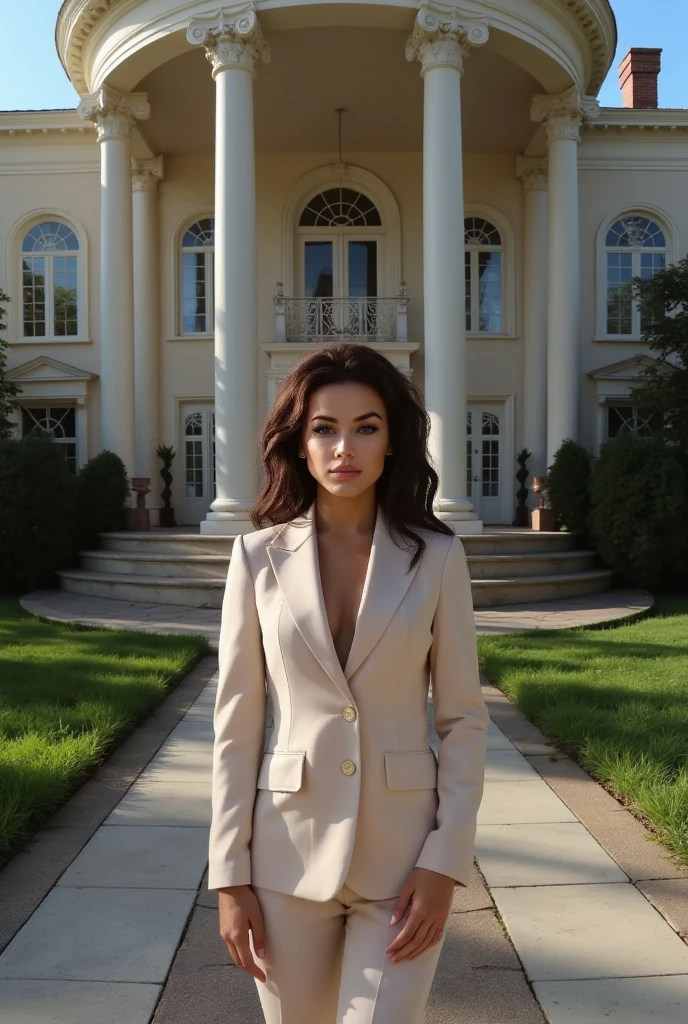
[209, 342, 488, 1024]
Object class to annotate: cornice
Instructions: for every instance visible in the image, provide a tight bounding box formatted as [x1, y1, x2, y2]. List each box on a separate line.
[560, 0, 616, 93]
[585, 108, 688, 131]
[0, 110, 95, 137]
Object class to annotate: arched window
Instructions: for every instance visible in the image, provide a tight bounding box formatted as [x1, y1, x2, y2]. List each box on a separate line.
[605, 214, 667, 336]
[299, 188, 382, 228]
[21, 220, 79, 339]
[181, 217, 214, 334]
[21, 406, 77, 470]
[464, 218, 503, 334]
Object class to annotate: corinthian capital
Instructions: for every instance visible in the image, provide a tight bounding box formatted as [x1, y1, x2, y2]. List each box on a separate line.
[530, 85, 600, 144]
[187, 4, 270, 77]
[132, 155, 164, 193]
[77, 87, 150, 142]
[516, 156, 548, 193]
[406, 1, 489, 75]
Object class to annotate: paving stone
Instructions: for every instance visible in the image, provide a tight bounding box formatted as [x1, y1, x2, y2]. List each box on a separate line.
[105, 779, 212, 827]
[140, 736, 213, 783]
[450, 864, 494, 913]
[478, 781, 578, 826]
[151, 905, 262, 1024]
[492, 882, 688, 982]
[476, 822, 627, 887]
[0, 887, 196, 983]
[0, 979, 162, 1024]
[485, 750, 540, 783]
[533, 976, 688, 1023]
[527, 755, 688, 882]
[486, 721, 515, 751]
[637, 879, 688, 939]
[427, 910, 545, 1023]
[167, 717, 215, 743]
[57, 825, 209, 889]
[483, 688, 557, 756]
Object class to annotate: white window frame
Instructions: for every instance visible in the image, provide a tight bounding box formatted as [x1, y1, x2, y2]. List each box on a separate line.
[595, 207, 678, 342]
[464, 205, 515, 339]
[179, 215, 215, 337]
[7, 211, 89, 345]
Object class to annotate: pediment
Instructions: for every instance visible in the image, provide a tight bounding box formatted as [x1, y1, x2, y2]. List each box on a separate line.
[587, 355, 660, 382]
[6, 356, 97, 383]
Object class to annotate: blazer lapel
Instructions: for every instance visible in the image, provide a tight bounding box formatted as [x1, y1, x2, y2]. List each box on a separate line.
[343, 509, 420, 680]
[267, 503, 421, 694]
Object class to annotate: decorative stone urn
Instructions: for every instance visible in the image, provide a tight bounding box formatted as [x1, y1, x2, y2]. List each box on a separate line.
[125, 477, 151, 532]
[530, 475, 557, 532]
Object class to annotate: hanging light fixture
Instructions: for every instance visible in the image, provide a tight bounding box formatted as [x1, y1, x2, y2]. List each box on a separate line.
[334, 107, 347, 212]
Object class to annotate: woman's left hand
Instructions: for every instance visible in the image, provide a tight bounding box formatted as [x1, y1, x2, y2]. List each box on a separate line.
[385, 867, 455, 962]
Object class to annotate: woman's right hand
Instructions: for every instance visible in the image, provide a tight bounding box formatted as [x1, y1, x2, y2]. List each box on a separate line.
[217, 885, 267, 982]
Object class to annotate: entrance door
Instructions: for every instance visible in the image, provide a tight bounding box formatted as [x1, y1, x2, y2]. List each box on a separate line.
[179, 403, 216, 525]
[467, 403, 506, 524]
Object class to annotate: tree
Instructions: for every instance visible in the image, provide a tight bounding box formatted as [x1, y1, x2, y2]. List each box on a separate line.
[0, 290, 21, 439]
[630, 256, 688, 452]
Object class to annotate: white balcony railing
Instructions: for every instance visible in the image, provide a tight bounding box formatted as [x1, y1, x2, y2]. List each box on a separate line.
[274, 283, 408, 343]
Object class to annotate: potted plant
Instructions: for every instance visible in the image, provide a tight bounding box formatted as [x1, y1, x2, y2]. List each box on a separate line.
[156, 444, 177, 527]
[513, 447, 532, 527]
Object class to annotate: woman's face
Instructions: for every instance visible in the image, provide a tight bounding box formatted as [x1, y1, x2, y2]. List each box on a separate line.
[300, 382, 392, 499]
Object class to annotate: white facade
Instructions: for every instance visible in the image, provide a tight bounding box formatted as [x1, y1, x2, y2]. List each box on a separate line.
[2, 0, 686, 531]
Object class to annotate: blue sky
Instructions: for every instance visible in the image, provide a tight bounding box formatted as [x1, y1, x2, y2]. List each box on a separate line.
[0, 0, 686, 111]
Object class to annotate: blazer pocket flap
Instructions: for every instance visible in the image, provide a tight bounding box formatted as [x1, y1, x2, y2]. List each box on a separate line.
[385, 750, 438, 790]
[257, 751, 305, 792]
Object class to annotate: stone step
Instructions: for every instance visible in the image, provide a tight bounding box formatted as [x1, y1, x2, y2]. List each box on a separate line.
[81, 548, 596, 581]
[99, 529, 577, 557]
[58, 566, 614, 610]
[81, 551, 230, 579]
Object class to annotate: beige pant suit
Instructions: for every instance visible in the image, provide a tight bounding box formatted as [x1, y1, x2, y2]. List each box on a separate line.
[210, 504, 488, 1023]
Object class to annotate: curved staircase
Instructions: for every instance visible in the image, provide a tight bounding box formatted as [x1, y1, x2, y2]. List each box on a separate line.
[57, 529, 615, 609]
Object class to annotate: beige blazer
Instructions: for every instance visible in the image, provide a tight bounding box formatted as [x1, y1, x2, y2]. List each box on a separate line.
[208, 503, 489, 902]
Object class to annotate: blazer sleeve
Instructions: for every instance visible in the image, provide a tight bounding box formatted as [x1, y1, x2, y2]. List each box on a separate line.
[414, 536, 489, 887]
[208, 534, 267, 890]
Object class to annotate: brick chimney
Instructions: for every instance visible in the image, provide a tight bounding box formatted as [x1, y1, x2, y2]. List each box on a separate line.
[619, 48, 662, 108]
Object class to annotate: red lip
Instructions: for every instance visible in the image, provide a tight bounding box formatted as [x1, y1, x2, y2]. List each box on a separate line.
[329, 468, 360, 475]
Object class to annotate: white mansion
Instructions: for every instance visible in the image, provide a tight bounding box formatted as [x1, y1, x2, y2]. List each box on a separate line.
[2, 0, 685, 534]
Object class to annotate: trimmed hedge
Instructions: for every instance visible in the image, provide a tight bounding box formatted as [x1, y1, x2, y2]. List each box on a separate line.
[547, 439, 593, 539]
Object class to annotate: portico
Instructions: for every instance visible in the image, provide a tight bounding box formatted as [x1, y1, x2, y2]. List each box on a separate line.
[28, 0, 628, 532]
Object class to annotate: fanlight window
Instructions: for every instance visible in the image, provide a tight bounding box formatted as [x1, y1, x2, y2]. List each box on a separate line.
[21, 221, 79, 338]
[464, 218, 503, 334]
[181, 217, 215, 334]
[299, 188, 382, 228]
[22, 406, 77, 470]
[605, 215, 667, 336]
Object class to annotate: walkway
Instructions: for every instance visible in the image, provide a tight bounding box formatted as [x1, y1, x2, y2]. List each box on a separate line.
[1, 654, 687, 1022]
[20, 587, 654, 645]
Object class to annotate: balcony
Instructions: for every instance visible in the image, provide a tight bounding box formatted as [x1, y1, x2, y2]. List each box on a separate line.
[274, 283, 408, 344]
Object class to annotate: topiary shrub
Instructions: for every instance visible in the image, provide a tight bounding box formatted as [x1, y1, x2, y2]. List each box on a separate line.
[0, 433, 78, 593]
[76, 450, 130, 549]
[589, 432, 686, 588]
[547, 439, 593, 538]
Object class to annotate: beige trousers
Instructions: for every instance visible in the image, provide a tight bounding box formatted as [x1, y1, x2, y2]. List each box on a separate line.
[251, 883, 447, 1024]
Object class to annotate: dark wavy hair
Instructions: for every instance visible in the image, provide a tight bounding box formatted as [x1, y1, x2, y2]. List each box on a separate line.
[250, 343, 452, 568]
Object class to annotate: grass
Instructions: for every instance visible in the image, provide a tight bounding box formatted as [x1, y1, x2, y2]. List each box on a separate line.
[477, 595, 688, 865]
[0, 598, 210, 863]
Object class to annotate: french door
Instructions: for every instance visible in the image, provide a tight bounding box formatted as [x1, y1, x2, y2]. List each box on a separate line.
[179, 402, 216, 525]
[301, 236, 379, 336]
[466, 402, 506, 524]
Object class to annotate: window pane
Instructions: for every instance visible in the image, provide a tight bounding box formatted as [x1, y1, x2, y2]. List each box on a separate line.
[53, 255, 78, 336]
[22, 257, 46, 337]
[348, 241, 377, 297]
[606, 252, 633, 334]
[478, 251, 502, 332]
[465, 251, 472, 332]
[304, 242, 334, 297]
[299, 188, 381, 227]
[639, 252, 666, 332]
[22, 221, 78, 252]
[182, 252, 207, 333]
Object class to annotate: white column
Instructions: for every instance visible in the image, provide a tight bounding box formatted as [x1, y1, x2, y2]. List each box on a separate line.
[531, 86, 599, 467]
[78, 88, 150, 487]
[187, 7, 270, 535]
[132, 155, 164, 507]
[407, 2, 487, 534]
[516, 157, 548, 481]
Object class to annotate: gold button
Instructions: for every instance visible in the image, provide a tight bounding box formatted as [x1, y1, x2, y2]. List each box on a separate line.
[341, 760, 356, 776]
[342, 707, 357, 723]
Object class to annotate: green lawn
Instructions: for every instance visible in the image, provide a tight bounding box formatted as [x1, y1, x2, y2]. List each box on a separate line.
[477, 595, 688, 865]
[0, 599, 210, 863]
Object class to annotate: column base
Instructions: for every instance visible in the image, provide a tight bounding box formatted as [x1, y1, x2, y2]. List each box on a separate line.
[200, 512, 256, 537]
[443, 516, 484, 536]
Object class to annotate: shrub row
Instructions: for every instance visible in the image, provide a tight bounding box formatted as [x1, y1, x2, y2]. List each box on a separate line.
[0, 434, 129, 594]
[546, 433, 687, 589]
